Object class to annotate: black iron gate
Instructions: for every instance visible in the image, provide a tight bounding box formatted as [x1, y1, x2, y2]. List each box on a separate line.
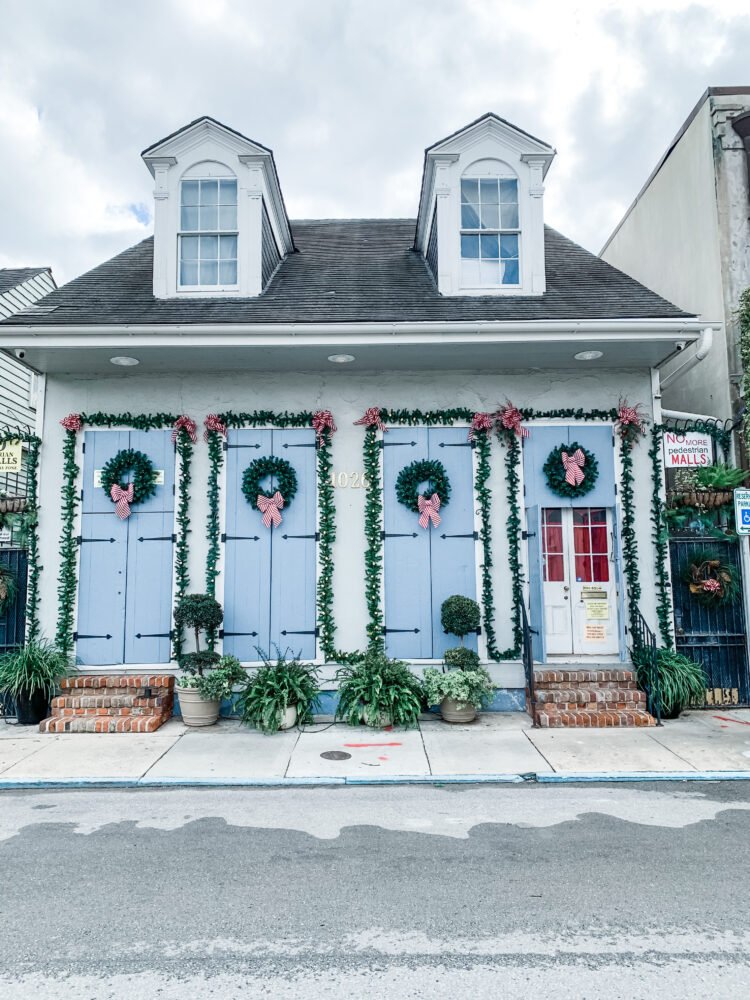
[0, 548, 27, 654]
[669, 537, 749, 705]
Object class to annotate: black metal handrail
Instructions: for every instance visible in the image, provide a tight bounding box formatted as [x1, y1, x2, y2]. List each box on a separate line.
[630, 607, 662, 726]
[520, 600, 538, 726]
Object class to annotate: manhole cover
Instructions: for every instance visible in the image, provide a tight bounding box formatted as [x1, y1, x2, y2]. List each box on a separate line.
[320, 750, 352, 761]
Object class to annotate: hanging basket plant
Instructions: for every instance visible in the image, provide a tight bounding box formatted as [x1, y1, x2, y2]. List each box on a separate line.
[681, 550, 739, 607]
[543, 441, 599, 498]
[242, 456, 298, 527]
[100, 448, 158, 518]
[396, 459, 451, 528]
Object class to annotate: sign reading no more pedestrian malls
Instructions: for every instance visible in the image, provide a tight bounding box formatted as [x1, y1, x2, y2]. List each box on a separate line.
[662, 430, 713, 468]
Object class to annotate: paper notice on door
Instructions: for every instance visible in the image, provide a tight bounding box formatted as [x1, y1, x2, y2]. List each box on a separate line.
[585, 600, 609, 621]
[584, 623, 607, 642]
[93, 469, 164, 487]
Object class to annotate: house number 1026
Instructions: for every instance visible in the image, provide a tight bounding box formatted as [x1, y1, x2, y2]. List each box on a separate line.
[329, 471, 370, 489]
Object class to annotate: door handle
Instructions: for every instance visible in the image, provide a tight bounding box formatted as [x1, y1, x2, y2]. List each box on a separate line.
[563, 586, 570, 592]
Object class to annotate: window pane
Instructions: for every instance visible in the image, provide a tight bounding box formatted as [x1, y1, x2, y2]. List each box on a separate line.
[201, 179, 218, 205]
[180, 261, 198, 285]
[500, 234, 519, 259]
[480, 178, 499, 203]
[590, 525, 608, 553]
[199, 205, 218, 230]
[479, 204, 499, 230]
[181, 236, 199, 261]
[181, 180, 199, 206]
[461, 203, 480, 228]
[180, 206, 199, 231]
[200, 235, 218, 259]
[461, 179, 479, 202]
[543, 523, 563, 553]
[219, 179, 237, 205]
[545, 554, 565, 583]
[574, 554, 592, 582]
[480, 260, 500, 285]
[501, 259, 519, 284]
[499, 179, 518, 203]
[200, 260, 218, 284]
[592, 555, 610, 582]
[501, 203, 519, 229]
[480, 233, 499, 258]
[461, 234, 479, 259]
[574, 524, 590, 555]
[461, 259, 481, 285]
[219, 205, 237, 230]
[219, 235, 237, 259]
[219, 261, 237, 284]
[590, 508, 607, 524]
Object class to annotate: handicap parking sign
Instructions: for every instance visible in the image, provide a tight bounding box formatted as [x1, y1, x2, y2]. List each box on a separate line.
[735, 489, 750, 535]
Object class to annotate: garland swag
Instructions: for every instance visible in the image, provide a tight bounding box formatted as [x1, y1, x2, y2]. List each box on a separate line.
[0, 428, 41, 642]
[204, 411, 338, 661]
[56, 413, 194, 659]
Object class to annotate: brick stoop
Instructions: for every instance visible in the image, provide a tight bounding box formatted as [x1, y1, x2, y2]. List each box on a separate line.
[532, 667, 656, 728]
[39, 675, 175, 733]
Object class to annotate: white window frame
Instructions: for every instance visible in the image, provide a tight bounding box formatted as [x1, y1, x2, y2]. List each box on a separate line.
[177, 177, 239, 292]
[459, 173, 521, 290]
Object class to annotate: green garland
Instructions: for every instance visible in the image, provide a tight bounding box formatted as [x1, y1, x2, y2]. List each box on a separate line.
[172, 431, 193, 660]
[497, 432, 524, 658]
[0, 430, 41, 643]
[619, 435, 641, 639]
[474, 432, 501, 660]
[100, 449, 158, 507]
[56, 430, 79, 655]
[204, 411, 338, 660]
[242, 456, 298, 510]
[395, 459, 451, 512]
[363, 426, 385, 650]
[542, 441, 599, 498]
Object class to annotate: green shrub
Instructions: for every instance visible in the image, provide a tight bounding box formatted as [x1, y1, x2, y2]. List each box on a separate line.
[0, 639, 72, 699]
[177, 654, 246, 701]
[440, 595, 480, 641]
[423, 667, 494, 711]
[335, 650, 423, 728]
[174, 593, 223, 673]
[237, 647, 320, 733]
[443, 646, 481, 671]
[178, 650, 221, 675]
[635, 647, 706, 717]
[695, 464, 747, 490]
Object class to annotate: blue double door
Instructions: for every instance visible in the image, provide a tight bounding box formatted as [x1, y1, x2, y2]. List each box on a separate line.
[77, 430, 175, 665]
[223, 429, 318, 661]
[383, 427, 478, 659]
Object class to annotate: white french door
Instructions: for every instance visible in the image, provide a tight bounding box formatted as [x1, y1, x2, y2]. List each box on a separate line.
[541, 507, 619, 657]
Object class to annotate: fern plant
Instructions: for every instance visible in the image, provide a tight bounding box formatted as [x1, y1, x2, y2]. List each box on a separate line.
[335, 650, 423, 728]
[237, 647, 320, 733]
[695, 464, 746, 490]
[635, 648, 706, 718]
[0, 639, 72, 698]
[0, 565, 17, 615]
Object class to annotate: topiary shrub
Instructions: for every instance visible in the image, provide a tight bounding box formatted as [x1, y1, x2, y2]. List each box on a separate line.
[441, 595, 480, 643]
[174, 593, 224, 675]
[443, 647, 481, 671]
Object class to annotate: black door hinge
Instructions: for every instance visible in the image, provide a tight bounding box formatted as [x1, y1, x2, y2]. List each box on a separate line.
[137, 535, 176, 543]
[383, 627, 420, 634]
[438, 441, 475, 449]
[381, 440, 417, 448]
[135, 631, 173, 639]
[224, 442, 261, 451]
[281, 627, 320, 636]
[77, 536, 116, 544]
[74, 632, 112, 641]
[281, 442, 316, 449]
[381, 530, 418, 539]
[221, 533, 260, 542]
[281, 532, 319, 541]
[522, 530, 536, 540]
[439, 531, 478, 540]
[220, 629, 259, 638]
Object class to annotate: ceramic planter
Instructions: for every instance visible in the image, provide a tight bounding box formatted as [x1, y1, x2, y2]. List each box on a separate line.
[15, 688, 50, 726]
[279, 704, 297, 730]
[178, 686, 220, 727]
[440, 696, 477, 724]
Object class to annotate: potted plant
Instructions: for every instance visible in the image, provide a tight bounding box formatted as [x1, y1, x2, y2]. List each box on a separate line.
[669, 464, 746, 509]
[237, 647, 321, 733]
[441, 595, 481, 647]
[423, 664, 494, 723]
[635, 648, 707, 720]
[0, 639, 72, 725]
[174, 593, 227, 726]
[335, 649, 424, 728]
[176, 653, 246, 727]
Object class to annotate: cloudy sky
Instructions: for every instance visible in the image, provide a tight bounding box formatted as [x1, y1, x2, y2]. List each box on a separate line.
[2, 0, 749, 285]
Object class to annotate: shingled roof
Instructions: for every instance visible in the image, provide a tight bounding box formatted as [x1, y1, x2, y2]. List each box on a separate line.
[0, 268, 51, 296]
[2, 220, 690, 326]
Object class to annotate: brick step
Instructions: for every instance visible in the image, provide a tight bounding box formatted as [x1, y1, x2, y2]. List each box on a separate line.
[60, 675, 175, 692]
[535, 708, 656, 728]
[49, 706, 170, 719]
[40, 714, 171, 734]
[535, 688, 646, 707]
[534, 669, 637, 688]
[51, 694, 173, 710]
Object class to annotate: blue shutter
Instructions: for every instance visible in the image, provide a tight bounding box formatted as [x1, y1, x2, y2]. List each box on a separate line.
[223, 429, 272, 660]
[82, 430, 130, 513]
[129, 430, 176, 513]
[525, 505, 546, 663]
[383, 428, 432, 658]
[523, 425, 615, 508]
[125, 511, 175, 664]
[565, 425, 615, 507]
[269, 429, 317, 659]
[428, 427, 478, 658]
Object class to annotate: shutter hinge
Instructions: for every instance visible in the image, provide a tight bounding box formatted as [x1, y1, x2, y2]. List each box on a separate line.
[381, 530, 418, 539]
[522, 530, 536, 540]
[382, 627, 420, 634]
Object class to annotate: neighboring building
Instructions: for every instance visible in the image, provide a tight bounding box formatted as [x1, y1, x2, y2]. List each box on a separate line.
[0, 114, 707, 721]
[601, 87, 750, 433]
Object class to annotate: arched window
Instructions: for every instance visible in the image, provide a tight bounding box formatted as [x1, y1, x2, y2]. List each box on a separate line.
[460, 161, 519, 287]
[178, 163, 238, 288]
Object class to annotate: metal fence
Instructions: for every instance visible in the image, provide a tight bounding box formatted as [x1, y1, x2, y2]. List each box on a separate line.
[0, 548, 27, 654]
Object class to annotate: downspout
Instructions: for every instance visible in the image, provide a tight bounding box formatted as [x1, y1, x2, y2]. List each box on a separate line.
[659, 327, 714, 390]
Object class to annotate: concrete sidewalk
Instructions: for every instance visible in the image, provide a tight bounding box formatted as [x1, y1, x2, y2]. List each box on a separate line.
[2, 709, 750, 787]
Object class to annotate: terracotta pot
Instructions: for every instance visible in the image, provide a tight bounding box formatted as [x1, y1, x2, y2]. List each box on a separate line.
[440, 696, 477, 724]
[279, 704, 298, 730]
[177, 686, 220, 727]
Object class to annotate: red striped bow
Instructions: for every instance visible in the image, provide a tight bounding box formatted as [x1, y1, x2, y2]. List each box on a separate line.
[354, 407, 387, 432]
[418, 493, 441, 529]
[172, 416, 197, 444]
[562, 449, 585, 486]
[468, 413, 494, 441]
[110, 483, 134, 519]
[60, 413, 82, 432]
[312, 410, 337, 444]
[203, 414, 227, 441]
[257, 491, 284, 528]
[497, 402, 529, 438]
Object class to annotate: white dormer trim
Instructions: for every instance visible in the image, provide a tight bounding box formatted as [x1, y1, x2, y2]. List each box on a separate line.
[415, 114, 555, 298]
[142, 117, 293, 299]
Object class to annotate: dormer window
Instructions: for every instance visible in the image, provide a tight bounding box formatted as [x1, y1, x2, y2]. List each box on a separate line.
[460, 172, 520, 287]
[178, 177, 238, 288]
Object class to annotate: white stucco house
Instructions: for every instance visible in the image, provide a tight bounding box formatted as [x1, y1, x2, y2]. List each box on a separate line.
[0, 113, 708, 724]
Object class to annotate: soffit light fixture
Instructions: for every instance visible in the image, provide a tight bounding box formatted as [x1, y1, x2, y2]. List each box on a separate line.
[574, 350, 603, 361]
[110, 356, 140, 366]
[328, 354, 355, 364]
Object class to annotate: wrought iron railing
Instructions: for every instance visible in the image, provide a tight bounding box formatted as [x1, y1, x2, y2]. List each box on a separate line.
[520, 599, 538, 727]
[630, 607, 662, 725]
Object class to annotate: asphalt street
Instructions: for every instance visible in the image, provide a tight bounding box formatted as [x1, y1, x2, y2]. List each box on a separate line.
[1, 782, 749, 998]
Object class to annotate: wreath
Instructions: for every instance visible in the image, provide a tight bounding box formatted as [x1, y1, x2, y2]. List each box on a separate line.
[543, 441, 599, 498]
[681, 550, 739, 607]
[242, 456, 298, 511]
[100, 448, 158, 517]
[396, 459, 451, 512]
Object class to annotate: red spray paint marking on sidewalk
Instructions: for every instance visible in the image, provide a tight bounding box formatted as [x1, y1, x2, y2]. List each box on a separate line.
[343, 741, 402, 748]
[713, 715, 750, 727]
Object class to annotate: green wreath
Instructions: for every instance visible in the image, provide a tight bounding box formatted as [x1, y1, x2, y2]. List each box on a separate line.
[681, 549, 739, 607]
[396, 459, 451, 512]
[543, 441, 599, 498]
[100, 448, 158, 506]
[242, 456, 298, 510]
